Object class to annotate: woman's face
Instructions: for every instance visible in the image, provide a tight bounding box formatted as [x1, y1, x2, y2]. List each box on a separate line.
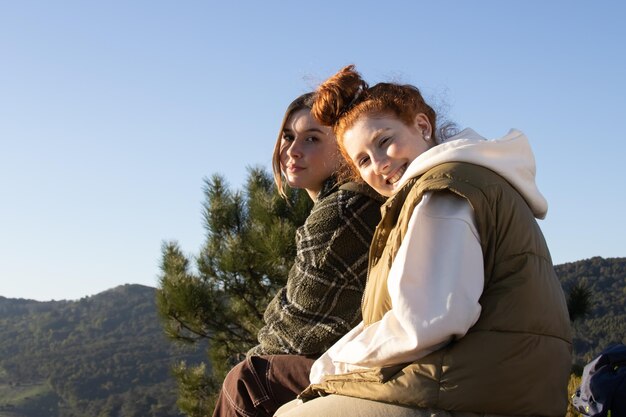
[280, 109, 340, 200]
[342, 113, 432, 197]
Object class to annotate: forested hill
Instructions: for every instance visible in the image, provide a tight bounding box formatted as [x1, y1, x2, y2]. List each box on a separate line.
[0, 258, 624, 417]
[555, 256, 626, 366]
[0, 284, 205, 417]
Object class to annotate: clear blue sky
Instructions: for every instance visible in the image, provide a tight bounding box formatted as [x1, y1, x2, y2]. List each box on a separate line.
[1, 1, 625, 301]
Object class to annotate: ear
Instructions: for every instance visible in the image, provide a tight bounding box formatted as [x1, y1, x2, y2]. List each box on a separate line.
[413, 113, 432, 138]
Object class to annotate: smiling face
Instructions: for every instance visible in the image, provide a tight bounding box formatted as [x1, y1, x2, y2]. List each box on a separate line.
[342, 112, 433, 197]
[280, 109, 340, 200]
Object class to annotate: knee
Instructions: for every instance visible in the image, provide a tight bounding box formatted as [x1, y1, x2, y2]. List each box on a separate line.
[222, 359, 253, 387]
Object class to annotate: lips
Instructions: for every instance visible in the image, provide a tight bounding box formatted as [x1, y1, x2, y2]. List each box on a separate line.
[286, 164, 305, 173]
[385, 164, 407, 185]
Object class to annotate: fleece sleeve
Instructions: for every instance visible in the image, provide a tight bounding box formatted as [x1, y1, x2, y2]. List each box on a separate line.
[248, 190, 381, 357]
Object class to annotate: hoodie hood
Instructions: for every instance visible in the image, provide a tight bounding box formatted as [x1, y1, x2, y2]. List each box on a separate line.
[394, 128, 548, 219]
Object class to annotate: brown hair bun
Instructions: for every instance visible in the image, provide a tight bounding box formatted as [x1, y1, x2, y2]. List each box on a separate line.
[312, 65, 369, 127]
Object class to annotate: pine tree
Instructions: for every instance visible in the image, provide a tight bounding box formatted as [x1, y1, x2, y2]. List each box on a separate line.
[567, 281, 593, 322]
[156, 167, 312, 416]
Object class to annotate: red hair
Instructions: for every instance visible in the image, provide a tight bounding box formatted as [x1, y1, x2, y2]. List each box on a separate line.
[312, 65, 438, 180]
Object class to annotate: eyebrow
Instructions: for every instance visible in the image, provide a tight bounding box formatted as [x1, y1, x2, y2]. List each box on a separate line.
[350, 127, 391, 161]
[369, 127, 391, 143]
[283, 127, 326, 134]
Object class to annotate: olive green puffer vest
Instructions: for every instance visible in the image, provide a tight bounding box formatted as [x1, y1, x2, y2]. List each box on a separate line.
[301, 162, 572, 416]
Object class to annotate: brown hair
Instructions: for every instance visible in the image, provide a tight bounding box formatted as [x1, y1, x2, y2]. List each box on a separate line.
[271, 92, 317, 198]
[312, 65, 439, 179]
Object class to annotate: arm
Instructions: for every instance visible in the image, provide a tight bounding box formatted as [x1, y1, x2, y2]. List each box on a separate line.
[310, 192, 483, 382]
[249, 190, 381, 357]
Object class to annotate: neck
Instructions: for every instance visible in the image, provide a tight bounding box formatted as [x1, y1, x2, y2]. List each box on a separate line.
[306, 189, 319, 201]
[305, 176, 336, 201]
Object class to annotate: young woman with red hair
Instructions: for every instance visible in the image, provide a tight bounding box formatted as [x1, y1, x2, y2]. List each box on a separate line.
[276, 66, 572, 417]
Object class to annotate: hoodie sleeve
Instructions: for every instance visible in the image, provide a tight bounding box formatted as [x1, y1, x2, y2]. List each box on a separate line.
[310, 192, 484, 383]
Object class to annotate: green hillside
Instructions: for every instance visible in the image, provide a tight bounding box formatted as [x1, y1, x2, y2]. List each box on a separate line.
[555, 256, 626, 367]
[0, 284, 205, 417]
[0, 257, 624, 417]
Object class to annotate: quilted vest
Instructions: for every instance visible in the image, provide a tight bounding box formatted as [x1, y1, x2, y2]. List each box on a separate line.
[301, 162, 572, 416]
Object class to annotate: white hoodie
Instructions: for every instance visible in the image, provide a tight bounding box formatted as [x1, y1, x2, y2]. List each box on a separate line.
[309, 128, 548, 384]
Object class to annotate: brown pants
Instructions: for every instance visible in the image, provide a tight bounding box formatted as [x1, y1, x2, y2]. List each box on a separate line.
[212, 355, 316, 417]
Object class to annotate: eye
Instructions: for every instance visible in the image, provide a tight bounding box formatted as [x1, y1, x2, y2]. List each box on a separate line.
[357, 155, 370, 168]
[305, 136, 318, 143]
[379, 136, 391, 147]
[282, 133, 295, 142]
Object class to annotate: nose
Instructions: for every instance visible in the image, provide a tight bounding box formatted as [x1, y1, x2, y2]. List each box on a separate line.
[371, 154, 390, 176]
[286, 140, 303, 159]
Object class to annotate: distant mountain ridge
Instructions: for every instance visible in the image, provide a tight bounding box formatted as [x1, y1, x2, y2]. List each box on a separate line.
[554, 256, 626, 365]
[0, 284, 205, 417]
[0, 257, 624, 417]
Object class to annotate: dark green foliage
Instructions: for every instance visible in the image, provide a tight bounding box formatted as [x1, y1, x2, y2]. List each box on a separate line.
[567, 282, 593, 322]
[168, 362, 219, 417]
[557, 257, 626, 368]
[0, 284, 204, 417]
[156, 167, 312, 416]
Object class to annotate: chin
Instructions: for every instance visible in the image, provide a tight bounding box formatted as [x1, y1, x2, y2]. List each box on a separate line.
[285, 177, 301, 188]
[376, 186, 394, 198]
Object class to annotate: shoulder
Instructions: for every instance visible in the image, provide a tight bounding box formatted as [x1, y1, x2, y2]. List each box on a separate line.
[322, 182, 383, 222]
[303, 183, 382, 233]
[390, 186, 477, 242]
[419, 191, 474, 221]
[339, 181, 384, 201]
[337, 182, 384, 211]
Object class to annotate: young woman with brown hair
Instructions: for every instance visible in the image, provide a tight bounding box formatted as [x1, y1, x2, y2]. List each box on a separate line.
[212, 92, 383, 417]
